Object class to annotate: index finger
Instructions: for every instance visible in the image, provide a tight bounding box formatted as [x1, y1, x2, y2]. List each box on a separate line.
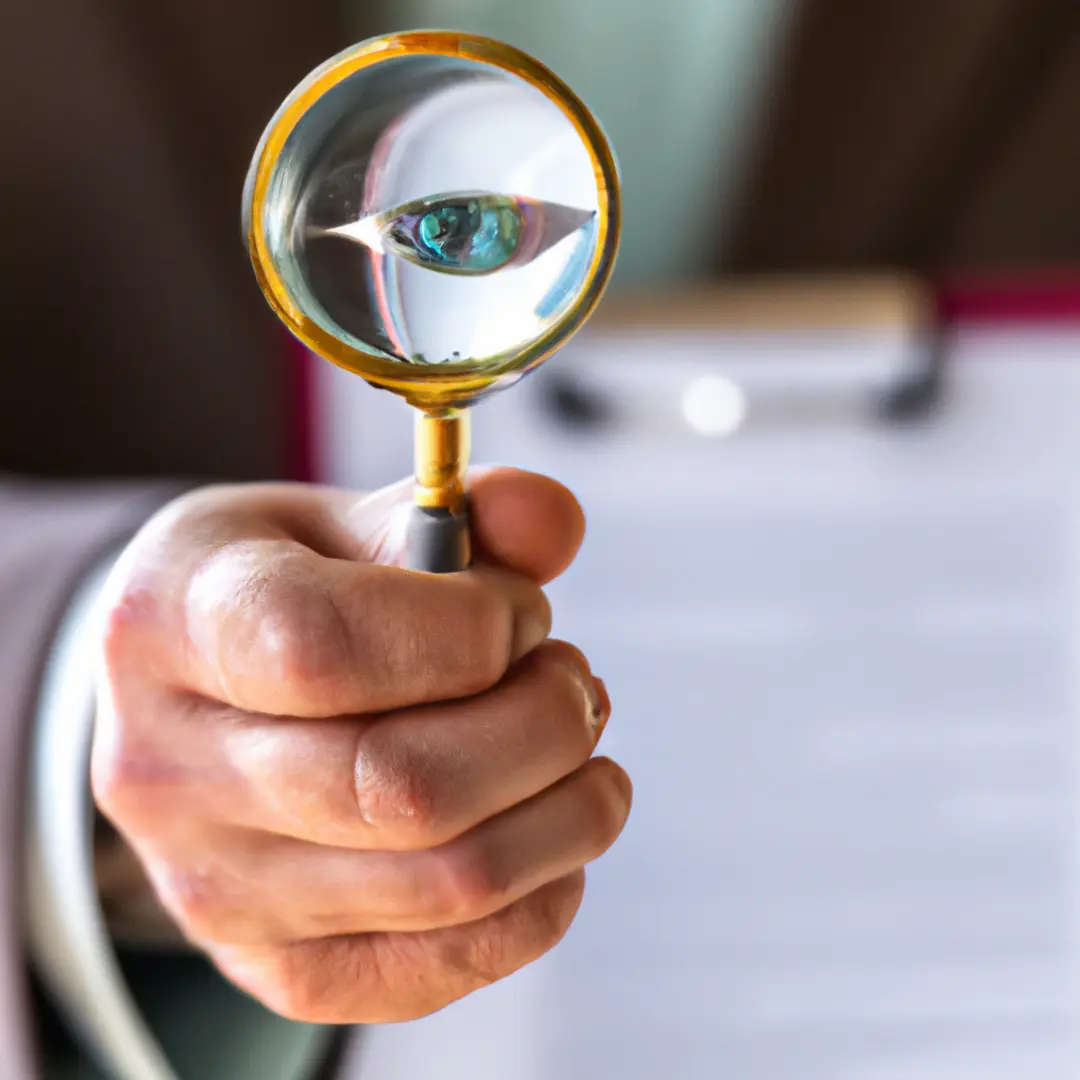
[181, 542, 550, 716]
[101, 481, 554, 718]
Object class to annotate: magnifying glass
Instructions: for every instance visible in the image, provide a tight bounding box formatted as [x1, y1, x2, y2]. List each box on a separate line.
[243, 31, 621, 572]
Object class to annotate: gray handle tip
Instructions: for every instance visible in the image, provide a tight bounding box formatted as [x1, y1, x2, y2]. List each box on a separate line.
[404, 505, 471, 573]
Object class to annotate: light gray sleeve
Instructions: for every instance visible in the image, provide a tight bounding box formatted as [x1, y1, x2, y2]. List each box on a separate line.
[24, 552, 181, 1080]
[21, 516, 339, 1080]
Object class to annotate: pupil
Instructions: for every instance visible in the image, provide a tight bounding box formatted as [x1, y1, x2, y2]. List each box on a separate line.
[418, 204, 481, 264]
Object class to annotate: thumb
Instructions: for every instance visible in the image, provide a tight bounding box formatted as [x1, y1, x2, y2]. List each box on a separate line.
[349, 468, 585, 584]
[468, 467, 586, 584]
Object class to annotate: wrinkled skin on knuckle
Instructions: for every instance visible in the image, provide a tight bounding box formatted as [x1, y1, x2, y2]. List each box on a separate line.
[439, 917, 515, 989]
[519, 641, 595, 720]
[254, 914, 527, 1024]
[424, 874, 583, 992]
[352, 763, 439, 847]
[90, 723, 184, 830]
[96, 548, 182, 701]
[93, 579, 182, 828]
[98, 577, 156, 675]
[185, 543, 352, 708]
[222, 940, 370, 1025]
[146, 861, 240, 946]
[144, 842, 304, 950]
[361, 931, 469, 1020]
[214, 876, 588, 1025]
[99, 487, 228, 652]
[217, 714, 363, 844]
[525, 639, 588, 681]
[250, 563, 351, 690]
[98, 484, 311, 686]
[421, 842, 508, 926]
[352, 725, 443, 844]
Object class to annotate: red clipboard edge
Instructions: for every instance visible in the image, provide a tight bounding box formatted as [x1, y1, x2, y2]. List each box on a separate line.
[936, 267, 1080, 324]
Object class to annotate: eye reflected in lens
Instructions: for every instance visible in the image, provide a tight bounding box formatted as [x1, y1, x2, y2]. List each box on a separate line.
[322, 191, 595, 276]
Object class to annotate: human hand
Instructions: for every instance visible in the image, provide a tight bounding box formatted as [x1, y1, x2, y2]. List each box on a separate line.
[92, 469, 630, 1023]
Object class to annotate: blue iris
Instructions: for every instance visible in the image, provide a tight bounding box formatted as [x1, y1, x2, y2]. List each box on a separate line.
[387, 196, 523, 274]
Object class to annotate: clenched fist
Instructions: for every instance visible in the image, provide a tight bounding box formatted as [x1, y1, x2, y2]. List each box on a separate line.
[92, 468, 631, 1023]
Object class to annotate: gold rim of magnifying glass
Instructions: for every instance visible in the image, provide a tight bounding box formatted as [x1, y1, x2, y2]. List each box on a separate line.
[245, 30, 621, 409]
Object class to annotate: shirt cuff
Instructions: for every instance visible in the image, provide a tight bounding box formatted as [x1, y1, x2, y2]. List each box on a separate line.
[23, 553, 180, 1080]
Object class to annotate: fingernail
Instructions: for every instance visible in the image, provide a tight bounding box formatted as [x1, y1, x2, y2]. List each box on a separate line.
[589, 677, 611, 742]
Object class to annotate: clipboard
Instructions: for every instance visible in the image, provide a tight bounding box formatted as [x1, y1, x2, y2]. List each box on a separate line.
[298, 273, 1080, 1080]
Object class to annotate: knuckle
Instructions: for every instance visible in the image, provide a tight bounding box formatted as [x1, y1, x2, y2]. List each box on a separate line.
[427, 919, 509, 989]
[523, 641, 593, 708]
[192, 545, 349, 691]
[247, 943, 344, 1024]
[255, 572, 348, 687]
[148, 863, 235, 944]
[180, 540, 361, 714]
[98, 571, 161, 674]
[98, 490, 222, 669]
[90, 729, 179, 824]
[353, 731, 439, 842]
[457, 930, 511, 987]
[436, 878, 581, 988]
[425, 844, 505, 923]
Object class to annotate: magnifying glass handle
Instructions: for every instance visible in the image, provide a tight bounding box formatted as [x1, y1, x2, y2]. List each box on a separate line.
[404, 410, 472, 573]
[404, 504, 471, 572]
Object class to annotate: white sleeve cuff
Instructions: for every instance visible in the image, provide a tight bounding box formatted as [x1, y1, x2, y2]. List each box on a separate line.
[23, 554, 179, 1080]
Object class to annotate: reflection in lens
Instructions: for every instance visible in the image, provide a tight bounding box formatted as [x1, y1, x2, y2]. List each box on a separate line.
[323, 191, 595, 276]
[252, 49, 607, 379]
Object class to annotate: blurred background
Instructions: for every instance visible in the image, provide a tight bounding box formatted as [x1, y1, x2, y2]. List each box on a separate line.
[288, 4, 1080, 1077]
[6, 0, 1080, 1077]
[359, 0, 1080, 286]
[359, 0, 792, 287]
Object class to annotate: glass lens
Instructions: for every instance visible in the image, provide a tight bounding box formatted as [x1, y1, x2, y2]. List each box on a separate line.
[254, 52, 602, 371]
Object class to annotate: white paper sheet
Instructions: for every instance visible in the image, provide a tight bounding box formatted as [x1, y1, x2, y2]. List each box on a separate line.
[316, 325, 1080, 1079]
